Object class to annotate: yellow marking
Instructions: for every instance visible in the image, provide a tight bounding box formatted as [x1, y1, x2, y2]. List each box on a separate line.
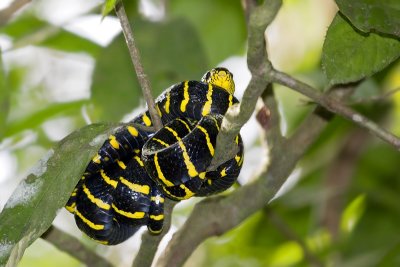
[177, 118, 191, 132]
[153, 138, 169, 147]
[220, 168, 227, 177]
[112, 203, 145, 219]
[150, 228, 163, 234]
[109, 135, 119, 149]
[156, 104, 162, 117]
[228, 94, 233, 107]
[117, 160, 127, 169]
[165, 91, 171, 113]
[100, 169, 118, 188]
[180, 81, 189, 112]
[207, 179, 212, 185]
[154, 153, 174, 186]
[75, 210, 104, 230]
[82, 184, 111, 210]
[199, 172, 206, 179]
[134, 149, 140, 154]
[211, 116, 220, 131]
[197, 125, 214, 156]
[235, 155, 241, 163]
[134, 155, 144, 166]
[238, 155, 244, 166]
[202, 83, 213, 116]
[165, 126, 198, 177]
[104, 156, 110, 162]
[127, 126, 138, 137]
[71, 191, 77, 197]
[150, 214, 164, 221]
[151, 195, 165, 203]
[92, 154, 101, 164]
[235, 135, 239, 145]
[180, 184, 194, 198]
[142, 113, 152, 126]
[65, 203, 76, 213]
[120, 177, 150, 194]
[96, 240, 109, 245]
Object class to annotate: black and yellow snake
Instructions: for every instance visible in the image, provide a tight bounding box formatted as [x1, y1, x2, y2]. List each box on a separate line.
[65, 68, 244, 245]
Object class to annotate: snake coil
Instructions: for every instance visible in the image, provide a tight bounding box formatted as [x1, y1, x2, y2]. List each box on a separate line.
[66, 68, 244, 245]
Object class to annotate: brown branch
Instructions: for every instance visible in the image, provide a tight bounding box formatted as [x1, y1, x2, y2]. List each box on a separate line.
[41, 226, 113, 267]
[0, 0, 31, 26]
[208, 0, 281, 171]
[114, 0, 162, 131]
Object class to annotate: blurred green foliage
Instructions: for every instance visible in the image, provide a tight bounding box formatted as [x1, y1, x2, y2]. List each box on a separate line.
[0, 0, 399, 267]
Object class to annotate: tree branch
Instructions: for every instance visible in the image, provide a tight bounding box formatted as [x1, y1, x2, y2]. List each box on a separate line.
[270, 70, 400, 150]
[208, 0, 281, 171]
[114, 0, 162, 130]
[41, 226, 113, 267]
[0, 0, 31, 26]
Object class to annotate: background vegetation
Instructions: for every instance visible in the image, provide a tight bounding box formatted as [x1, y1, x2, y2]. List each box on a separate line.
[0, 0, 399, 266]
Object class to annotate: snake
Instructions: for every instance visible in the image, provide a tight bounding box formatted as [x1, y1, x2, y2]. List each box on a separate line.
[65, 68, 244, 245]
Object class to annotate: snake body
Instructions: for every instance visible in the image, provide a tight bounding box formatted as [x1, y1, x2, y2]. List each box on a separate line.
[66, 68, 244, 245]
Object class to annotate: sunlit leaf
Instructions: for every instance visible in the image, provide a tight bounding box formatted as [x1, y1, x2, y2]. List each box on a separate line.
[269, 241, 303, 267]
[340, 194, 366, 235]
[102, 0, 117, 18]
[0, 123, 117, 266]
[336, 0, 400, 37]
[306, 229, 331, 253]
[91, 17, 208, 122]
[322, 13, 400, 85]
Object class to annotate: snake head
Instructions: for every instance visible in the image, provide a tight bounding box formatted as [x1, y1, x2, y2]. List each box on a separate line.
[201, 67, 235, 95]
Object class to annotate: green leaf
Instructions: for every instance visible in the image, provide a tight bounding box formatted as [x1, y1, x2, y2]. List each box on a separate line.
[91, 17, 208, 122]
[340, 194, 367, 235]
[322, 13, 400, 85]
[336, 0, 400, 37]
[169, 0, 247, 66]
[102, 0, 117, 18]
[0, 123, 117, 266]
[1, 14, 48, 39]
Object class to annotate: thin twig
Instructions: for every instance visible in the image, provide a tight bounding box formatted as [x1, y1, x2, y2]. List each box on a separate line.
[0, 0, 31, 26]
[350, 87, 400, 104]
[114, 0, 162, 130]
[270, 69, 400, 150]
[41, 226, 113, 267]
[114, 2, 176, 266]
